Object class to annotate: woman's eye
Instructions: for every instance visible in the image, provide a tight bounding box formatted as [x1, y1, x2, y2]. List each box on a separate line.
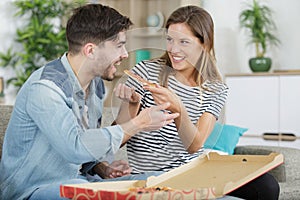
[181, 40, 189, 44]
[166, 37, 173, 42]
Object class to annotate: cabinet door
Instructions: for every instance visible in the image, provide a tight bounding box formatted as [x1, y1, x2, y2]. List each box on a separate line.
[225, 76, 280, 136]
[279, 75, 300, 137]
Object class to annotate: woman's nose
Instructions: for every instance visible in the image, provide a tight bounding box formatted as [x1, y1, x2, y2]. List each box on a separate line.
[168, 43, 181, 53]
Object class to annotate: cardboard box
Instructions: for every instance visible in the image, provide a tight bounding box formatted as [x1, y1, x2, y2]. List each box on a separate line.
[60, 152, 283, 200]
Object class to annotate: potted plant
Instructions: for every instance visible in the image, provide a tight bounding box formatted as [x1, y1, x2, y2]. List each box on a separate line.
[239, 0, 280, 72]
[0, 0, 84, 89]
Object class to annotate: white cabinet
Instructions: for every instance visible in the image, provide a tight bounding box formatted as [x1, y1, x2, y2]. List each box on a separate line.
[225, 74, 300, 149]
[279, 76, 300, 134]
[226, 76, 280, 135]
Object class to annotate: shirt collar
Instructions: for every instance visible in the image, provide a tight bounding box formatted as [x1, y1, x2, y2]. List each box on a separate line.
[61, 52, 83, 95]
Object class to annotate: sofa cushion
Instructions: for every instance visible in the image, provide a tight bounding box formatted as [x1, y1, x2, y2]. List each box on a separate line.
[204, 123, 248, 155]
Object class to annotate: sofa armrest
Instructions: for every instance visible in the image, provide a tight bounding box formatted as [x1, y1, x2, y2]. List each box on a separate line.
[0, 105, 14, 160]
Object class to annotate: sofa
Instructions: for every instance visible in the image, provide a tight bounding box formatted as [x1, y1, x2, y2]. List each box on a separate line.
[0, 104, 13, 160]
[1, 104, 300, 199]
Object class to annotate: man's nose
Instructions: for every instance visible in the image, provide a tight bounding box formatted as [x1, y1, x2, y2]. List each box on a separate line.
[121, 47, 129, 59]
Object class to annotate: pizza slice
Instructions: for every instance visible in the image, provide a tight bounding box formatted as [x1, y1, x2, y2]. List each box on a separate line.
[124, 69, 157, 87]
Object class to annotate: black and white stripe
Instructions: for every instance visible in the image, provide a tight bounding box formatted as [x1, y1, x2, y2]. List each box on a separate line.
[126, 59, 228, 173]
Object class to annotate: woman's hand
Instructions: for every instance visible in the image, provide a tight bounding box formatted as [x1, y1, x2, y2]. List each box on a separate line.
[134, 102, 179, 132]
[114, 83, 141, 104]
[143, 85, 182, 113]
[93, 160, 132, 179]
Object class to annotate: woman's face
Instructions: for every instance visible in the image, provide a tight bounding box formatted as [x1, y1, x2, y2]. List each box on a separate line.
[166, 23, 203, 71]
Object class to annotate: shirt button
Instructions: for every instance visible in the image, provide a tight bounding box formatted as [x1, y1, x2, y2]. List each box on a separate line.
[79, 106, 82, 109]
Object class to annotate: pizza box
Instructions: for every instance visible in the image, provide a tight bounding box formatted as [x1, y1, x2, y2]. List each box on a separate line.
[60, 152, 283, 200]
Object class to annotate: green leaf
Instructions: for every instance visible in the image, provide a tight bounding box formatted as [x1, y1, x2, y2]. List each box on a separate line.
[0, 0, 76, 89]
[239, 0, 280, 57]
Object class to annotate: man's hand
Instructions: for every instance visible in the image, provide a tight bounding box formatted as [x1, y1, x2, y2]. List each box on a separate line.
[133, 102, 180, 132]
[114, 83, 141, 104]
[93, 160, 132, 179]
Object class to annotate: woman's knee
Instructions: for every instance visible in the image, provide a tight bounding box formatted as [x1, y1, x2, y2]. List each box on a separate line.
[227, 173, 279, 200]
[261, 173, 280, 198]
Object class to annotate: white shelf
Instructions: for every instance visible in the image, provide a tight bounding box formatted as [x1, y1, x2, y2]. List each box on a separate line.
[131, 31, 164, 38]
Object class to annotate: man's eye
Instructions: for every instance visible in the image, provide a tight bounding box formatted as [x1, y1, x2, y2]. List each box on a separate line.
[117, 42, 126, 48]
[117, 44, 125, 48]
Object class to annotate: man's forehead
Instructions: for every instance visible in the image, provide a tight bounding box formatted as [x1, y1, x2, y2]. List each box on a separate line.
[98, 31, 126, 47]
[111, 31, 127, 43]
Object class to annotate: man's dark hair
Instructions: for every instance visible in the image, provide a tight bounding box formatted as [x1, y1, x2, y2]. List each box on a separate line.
[66, 4, 133, 54]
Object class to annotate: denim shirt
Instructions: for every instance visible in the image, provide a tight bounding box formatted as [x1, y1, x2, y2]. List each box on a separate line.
[0, 53, 123, 200]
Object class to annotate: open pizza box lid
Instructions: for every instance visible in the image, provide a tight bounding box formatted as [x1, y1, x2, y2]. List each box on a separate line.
[60, 152, 283, 199]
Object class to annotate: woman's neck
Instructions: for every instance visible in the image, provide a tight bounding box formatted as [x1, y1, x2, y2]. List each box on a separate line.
[175, 69, 197, 87]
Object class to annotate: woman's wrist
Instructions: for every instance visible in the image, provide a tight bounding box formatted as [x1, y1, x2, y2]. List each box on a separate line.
[170, 101, 183, 113]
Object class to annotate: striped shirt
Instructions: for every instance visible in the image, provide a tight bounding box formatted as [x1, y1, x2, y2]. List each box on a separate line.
[126, 58, 228, 174]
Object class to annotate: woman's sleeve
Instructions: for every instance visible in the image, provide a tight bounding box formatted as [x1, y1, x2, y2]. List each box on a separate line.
[203, 83, 229, 120]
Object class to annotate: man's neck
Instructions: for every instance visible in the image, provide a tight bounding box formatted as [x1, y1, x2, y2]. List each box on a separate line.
[67, 53, 92, 92]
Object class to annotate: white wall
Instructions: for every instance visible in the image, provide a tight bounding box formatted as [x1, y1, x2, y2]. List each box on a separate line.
[202, 0, 300, 74]
[0, 0, 24, 102]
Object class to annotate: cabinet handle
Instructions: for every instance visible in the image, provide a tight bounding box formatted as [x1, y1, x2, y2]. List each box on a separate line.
[263, 133, 296, 141]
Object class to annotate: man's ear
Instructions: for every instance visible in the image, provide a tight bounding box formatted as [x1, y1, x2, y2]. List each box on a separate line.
[83, 43, 95, 59]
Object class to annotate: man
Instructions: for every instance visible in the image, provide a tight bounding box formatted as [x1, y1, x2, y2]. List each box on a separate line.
[0, 4, 179, 200]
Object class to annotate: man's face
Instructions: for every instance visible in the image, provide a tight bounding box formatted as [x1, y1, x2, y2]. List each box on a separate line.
[92, 31, 128, 81]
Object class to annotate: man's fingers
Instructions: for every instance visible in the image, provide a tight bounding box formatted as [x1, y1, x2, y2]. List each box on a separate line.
[152, 103, 179, 120]
[165, 112, 180, 121]
[119, 84, 126, 98]
[115, 84, 135, 101]
[126, 88, 134, 100]
[114, 84, 121, 97]
[114, 160, 129, 165]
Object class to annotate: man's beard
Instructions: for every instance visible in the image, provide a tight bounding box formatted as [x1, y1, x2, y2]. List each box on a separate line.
[101, 69, 115, 81]
[101, 58, 122, 81]
[102, 76, 114, 81]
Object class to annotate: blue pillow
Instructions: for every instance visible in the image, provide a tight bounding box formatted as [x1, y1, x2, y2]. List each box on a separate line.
[203, 122, 248, 154]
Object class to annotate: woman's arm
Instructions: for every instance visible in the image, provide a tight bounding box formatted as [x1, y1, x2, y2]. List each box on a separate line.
[174, 103, 216, 153]
[143, 85, 216, 154]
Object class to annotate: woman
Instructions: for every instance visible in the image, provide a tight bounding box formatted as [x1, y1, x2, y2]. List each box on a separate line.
[115, 5, 279, 200]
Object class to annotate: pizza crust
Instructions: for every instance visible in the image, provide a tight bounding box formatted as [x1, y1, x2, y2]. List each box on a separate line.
[124, 70, 157, 87]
